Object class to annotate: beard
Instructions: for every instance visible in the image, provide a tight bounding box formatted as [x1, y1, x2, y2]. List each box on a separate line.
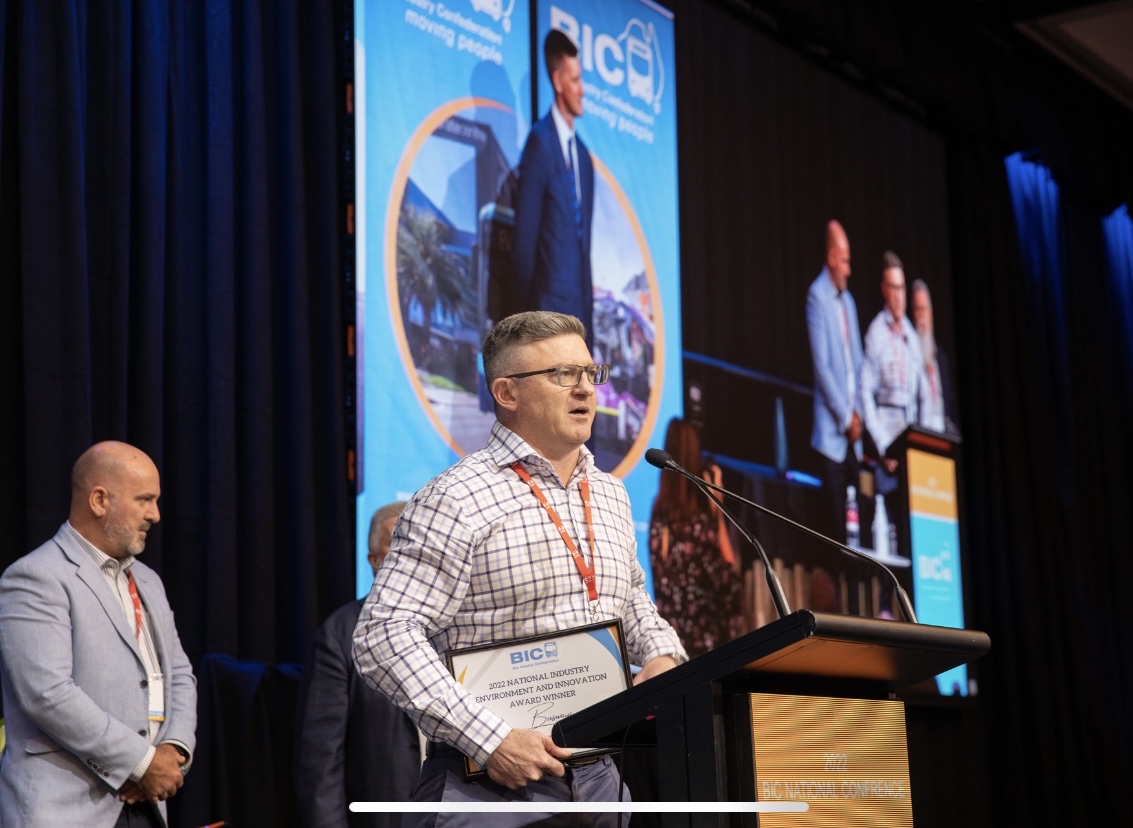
[918, 329, 936, 365]
[104, 512, 148, 557]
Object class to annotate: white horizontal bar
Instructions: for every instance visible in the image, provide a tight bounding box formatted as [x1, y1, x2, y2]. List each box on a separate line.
[350, 801, 808, 813]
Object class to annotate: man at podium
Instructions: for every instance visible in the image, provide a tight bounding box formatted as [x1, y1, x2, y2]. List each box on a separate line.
[353, 312, 686, 825]
[860, 250, 930, 469]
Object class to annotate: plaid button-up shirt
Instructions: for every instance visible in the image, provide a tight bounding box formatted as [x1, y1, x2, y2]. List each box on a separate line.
[353, 421, 685, 766]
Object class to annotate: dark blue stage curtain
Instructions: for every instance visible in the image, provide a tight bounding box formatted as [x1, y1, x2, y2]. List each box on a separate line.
[1004, 153, 1070, 393]
[1003, 154, 1083, 507]
[996, 150, 1133, 826]
[0, 0, 352, 664]
[1, 5, 354, 824]
[1103, 204, 1133, 376]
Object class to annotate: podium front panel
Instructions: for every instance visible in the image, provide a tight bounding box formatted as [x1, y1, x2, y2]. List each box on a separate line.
[748, 693, 913, 827]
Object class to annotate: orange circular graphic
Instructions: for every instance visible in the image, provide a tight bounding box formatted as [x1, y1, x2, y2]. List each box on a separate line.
[385, 99, 664, 477]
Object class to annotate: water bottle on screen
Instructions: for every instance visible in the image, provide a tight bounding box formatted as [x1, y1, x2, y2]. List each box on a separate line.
[873, 494, 890, 558]
[845, 485, 860, 548]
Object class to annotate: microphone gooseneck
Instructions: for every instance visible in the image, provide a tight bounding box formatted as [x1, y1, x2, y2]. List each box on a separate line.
[648, 449, 791, 619]
[647, 448, 917, 624]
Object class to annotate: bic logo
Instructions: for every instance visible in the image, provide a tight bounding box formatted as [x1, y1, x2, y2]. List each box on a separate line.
[550, 6, 666, 113]
[510, 641, 559, 664]
[918, 550, 953, 582]
[469, 0, 515, 33]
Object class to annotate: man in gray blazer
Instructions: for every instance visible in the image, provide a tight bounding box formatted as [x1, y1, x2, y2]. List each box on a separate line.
[0, 441, 197, 828]
[806, 219, 864, 544]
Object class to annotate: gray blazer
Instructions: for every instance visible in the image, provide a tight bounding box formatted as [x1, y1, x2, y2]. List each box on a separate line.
[0, 524, 197, 828]
[806, 267, 864, 463]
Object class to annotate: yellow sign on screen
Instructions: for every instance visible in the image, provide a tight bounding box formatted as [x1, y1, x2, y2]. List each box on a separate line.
[907, 448, 958, 520]
[751, 693, 912, 828]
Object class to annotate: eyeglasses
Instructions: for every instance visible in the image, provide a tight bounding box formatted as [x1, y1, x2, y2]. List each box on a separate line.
[504, 364, 611, 387]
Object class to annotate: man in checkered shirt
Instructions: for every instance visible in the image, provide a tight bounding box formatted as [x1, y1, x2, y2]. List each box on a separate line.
[353, 311, 686, 822]
[859, 250, 930, 466]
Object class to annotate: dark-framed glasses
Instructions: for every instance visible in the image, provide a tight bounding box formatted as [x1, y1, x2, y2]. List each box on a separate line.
[504, 363, 611, 387]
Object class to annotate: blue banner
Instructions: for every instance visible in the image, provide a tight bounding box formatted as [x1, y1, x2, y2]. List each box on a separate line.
[355, 0, 681, 599]
[535, 0, 682, 591]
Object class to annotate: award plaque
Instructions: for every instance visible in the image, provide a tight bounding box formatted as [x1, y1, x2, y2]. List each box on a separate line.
[445, 620, 633, 779]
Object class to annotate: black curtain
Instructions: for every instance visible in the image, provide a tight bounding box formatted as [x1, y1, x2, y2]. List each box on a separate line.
[672, 1, 1133, 826]
[957, 145, 1133, 826]
[4, 1, 1132, 827]
[0, 0, 353, 664]
[2, 5, 353, 824]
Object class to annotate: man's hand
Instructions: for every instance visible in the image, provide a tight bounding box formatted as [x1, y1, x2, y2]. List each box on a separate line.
[848, 411, 863, 443]
[484, 729, 571, 790]
[136, 743, 186, 803]
[633, 655, 679, 686]
[118, 780, 145, 805]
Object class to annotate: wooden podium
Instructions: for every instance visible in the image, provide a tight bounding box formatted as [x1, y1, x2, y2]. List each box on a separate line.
[551, 610, 989, 826]
[885, 423, 961, 565]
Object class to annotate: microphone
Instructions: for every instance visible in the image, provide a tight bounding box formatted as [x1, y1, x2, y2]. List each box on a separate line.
[644, 447, 676, 470]
[645, 448, 918, 623]
[646, 449, 792, 619]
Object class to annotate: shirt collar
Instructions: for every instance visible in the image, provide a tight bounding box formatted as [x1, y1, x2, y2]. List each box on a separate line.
[822, 267, 846, 299]
[487, 421, 594, 479]
[550, 103, 574, 162]
[66, 520, 136, 574]
[885, 309, 907, 331]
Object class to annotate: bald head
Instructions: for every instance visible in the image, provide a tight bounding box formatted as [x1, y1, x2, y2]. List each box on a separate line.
[70, 441, 161, 559]
[72, 441, 148, 495]
[825, 220, 851, 292]
[911, 278, 936, 362]
[911, 278, 933, 334]
[367, 501, 406, 575]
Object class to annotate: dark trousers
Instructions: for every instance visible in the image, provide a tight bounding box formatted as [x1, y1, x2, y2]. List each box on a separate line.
[820, 444, 860, 545]
[115, 801, 164, 828]
[405, 749, 627, 828]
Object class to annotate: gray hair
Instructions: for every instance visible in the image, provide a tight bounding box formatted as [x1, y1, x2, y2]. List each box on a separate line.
[367, 501, 406, 557]
[481, 311, 586, 385]
[911, 277, 931, 304]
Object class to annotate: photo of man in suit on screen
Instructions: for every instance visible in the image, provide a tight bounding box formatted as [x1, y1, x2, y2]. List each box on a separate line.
[513, 29, 596, 347]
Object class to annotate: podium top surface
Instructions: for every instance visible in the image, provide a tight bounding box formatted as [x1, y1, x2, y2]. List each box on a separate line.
[737, 610, 987, 682]
[552, 610, 990, 748]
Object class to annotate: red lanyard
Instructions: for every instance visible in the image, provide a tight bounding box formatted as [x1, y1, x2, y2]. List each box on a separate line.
[126, 569, 144, 640]
[511, 461, 599, 617]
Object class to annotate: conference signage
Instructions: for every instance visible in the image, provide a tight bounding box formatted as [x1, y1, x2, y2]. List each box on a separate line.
[445, 620, 632, 777]
[751, 693, 913, 827]
[907, 448, 968, 695]
[354, 0, 682, 597]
